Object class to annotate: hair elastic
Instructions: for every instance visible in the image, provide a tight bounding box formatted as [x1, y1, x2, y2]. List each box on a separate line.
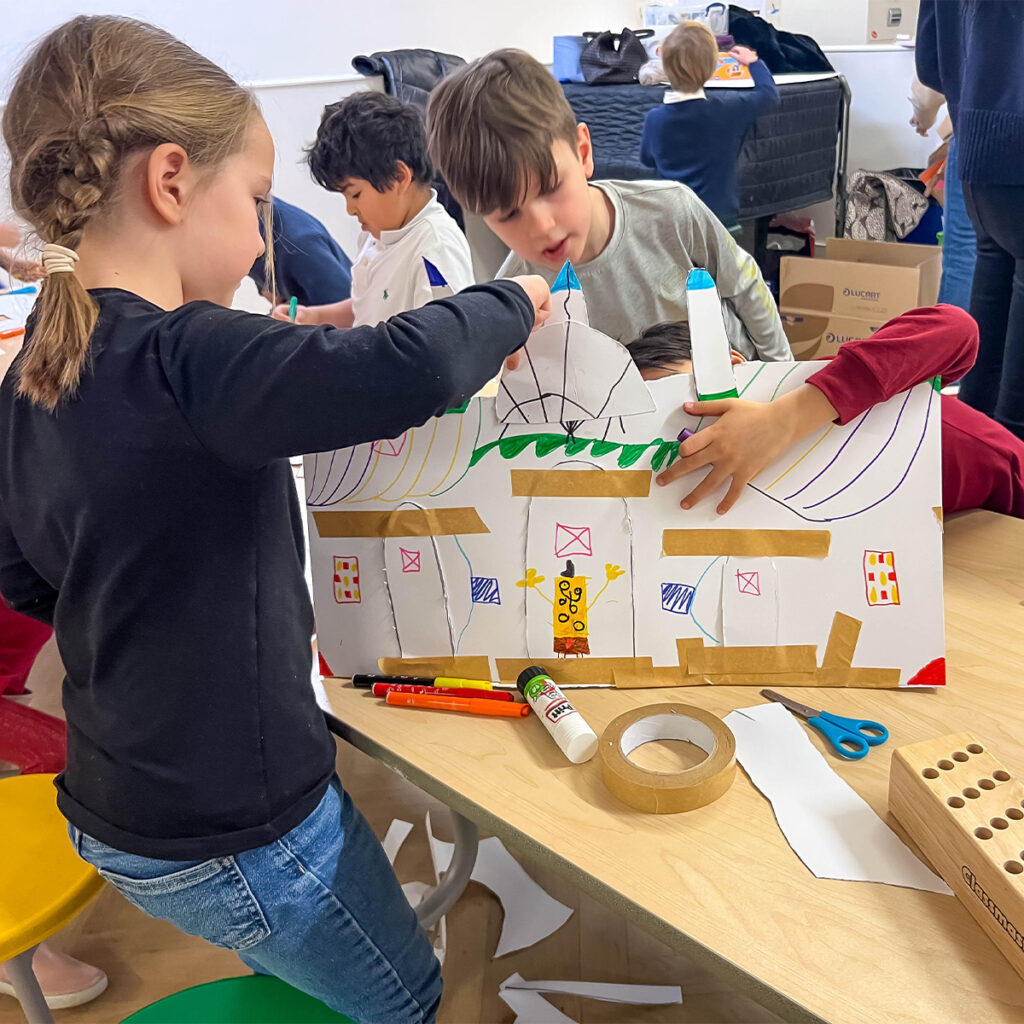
[42, 243, 79, 275]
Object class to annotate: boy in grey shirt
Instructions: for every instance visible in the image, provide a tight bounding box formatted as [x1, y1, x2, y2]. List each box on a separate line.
[428, 49, 791, 361]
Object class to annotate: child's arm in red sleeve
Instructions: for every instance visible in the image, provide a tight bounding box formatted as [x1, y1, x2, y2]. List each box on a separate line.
[805, 304, 978, 425]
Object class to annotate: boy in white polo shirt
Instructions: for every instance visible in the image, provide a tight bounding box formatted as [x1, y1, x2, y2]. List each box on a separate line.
[273, 92, 473, 327]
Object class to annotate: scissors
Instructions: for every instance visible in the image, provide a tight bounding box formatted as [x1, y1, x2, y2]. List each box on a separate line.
[760, 689, 889, 761]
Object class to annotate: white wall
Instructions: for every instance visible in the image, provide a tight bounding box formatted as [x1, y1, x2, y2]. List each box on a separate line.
[1, 2, 640, 100]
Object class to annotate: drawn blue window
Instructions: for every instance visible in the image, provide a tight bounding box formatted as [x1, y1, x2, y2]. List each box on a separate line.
[471, 577, 501, 605]
[661, 582, 695, 615]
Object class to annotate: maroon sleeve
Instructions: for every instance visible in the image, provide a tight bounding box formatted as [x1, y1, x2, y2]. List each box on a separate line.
[805, 305, 978, 425]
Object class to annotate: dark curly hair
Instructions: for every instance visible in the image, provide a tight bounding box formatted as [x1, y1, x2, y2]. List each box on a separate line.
[307, 91, 434, 193]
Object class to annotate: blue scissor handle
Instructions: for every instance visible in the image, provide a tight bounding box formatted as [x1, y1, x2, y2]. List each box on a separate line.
[808, 712, 889, 760]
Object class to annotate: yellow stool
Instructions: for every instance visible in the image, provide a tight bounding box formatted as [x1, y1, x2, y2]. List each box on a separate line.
[0, 774, 104, 1024]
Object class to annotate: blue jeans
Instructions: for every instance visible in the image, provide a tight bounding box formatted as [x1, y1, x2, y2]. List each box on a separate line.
[68, 779, 441, 1023]
[937, 137, 977, 311]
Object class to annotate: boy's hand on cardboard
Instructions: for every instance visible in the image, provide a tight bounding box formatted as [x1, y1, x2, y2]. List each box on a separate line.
[729, 46, 758, 66]
[655, 385, 838, 515]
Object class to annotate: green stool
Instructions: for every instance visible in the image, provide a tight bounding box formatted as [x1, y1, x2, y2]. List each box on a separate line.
[121, 975, 355, 1023]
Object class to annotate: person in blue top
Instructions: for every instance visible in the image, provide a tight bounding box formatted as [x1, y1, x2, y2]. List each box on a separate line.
[916, 0, 1024, 443]
[247, 195, 352, 306]
[640, 21, 779, 231]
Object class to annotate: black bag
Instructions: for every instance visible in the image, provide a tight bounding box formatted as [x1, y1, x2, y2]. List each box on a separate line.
[580, 28, 654, 85]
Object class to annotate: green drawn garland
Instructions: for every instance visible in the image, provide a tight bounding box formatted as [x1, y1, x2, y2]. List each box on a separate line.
[468, 433, 682, 472]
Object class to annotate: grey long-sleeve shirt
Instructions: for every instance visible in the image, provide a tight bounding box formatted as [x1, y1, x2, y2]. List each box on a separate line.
[499, 179, 792, 361]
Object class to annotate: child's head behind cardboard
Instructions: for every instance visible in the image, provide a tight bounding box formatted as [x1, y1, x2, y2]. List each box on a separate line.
[307, 92, 434, 238]
[661, 21, 717, 94]
[428, 49, 609, 270]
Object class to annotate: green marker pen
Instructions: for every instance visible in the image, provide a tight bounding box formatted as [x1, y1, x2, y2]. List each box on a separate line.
[288, 296, 298, 322]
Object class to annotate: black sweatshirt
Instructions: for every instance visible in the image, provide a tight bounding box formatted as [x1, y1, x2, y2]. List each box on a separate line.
[0, 282, 533, 859]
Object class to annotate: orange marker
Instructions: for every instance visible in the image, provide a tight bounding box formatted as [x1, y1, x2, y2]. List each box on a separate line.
[385, 691, 530, 718]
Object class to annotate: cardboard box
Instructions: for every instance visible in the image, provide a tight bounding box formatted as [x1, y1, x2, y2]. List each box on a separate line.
[782, 312, 881, 361]
[780, 238, 942, 322]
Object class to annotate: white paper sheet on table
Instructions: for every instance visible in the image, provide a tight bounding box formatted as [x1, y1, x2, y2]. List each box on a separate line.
[430, 831, 574, 957]
[723, 702, 951, 894]
[498, 973, 683, 1024]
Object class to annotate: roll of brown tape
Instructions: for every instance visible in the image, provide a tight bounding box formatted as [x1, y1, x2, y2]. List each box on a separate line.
[598, 703, 736, 813]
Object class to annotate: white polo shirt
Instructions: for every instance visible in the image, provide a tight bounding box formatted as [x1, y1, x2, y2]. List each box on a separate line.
[350, 191, 474, 327]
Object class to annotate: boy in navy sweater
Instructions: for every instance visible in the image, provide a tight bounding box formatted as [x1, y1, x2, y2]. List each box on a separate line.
[641, 21, 779, 230]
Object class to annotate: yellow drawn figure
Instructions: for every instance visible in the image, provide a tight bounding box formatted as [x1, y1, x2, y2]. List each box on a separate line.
[517, 560, 626, 658]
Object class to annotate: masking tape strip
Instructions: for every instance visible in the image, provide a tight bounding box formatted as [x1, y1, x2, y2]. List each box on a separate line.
[378, 656, 492, 680]
[599, 704, 736, 813]
[661, 529, 831, 558]
[821, 612, 861, 669]
[496, 657, 654, 685]
[312, 507, 489, 538]
[687, 644, 818, 676]
[510, 469, 652, 498]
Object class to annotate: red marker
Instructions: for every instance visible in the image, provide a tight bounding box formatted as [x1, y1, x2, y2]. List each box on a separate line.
[371, 682, 514, 702]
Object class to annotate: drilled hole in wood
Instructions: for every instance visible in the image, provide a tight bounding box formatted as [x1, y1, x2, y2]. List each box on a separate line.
[964, 788, 981, 799]
[968, 744, 984, 754]
[1005, 862, 1024, 875]
[992, 818, 1010, 830]
[1008, 808, 1024, 821]
[947, 796, 966, 808]
[980, 778, 997, 790]
[994, 770, 1011, 782]
[976, 827, 994, 840]
[922, 767, 940, 779]
[953, 751, 969, 762]
[938, 759, 955, 771]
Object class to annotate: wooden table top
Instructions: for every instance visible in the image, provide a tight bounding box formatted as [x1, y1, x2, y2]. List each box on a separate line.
[325, 509, 1024, 1024]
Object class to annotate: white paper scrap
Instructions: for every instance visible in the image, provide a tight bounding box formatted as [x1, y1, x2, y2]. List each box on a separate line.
[503, 977, 683, 1005]
[723, 703, 951, 894]
[382, 818, 414, 865]
[499, 975, 577, 1024]
[430, 833, 573, 957]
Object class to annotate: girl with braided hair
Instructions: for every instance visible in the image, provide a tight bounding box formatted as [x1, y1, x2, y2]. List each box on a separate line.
[0, 15, 549, 1021]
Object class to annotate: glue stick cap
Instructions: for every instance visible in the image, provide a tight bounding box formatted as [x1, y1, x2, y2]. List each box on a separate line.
[516, 665, 550, 695]
[561, 715, 599, 763]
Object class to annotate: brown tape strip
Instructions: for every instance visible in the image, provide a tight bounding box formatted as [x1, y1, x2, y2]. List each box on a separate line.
[814, 667, 901, 688]
[687, 644, 818, 676]
[599, 704, 737, 813]
[496, 657, 651, 686]
[312, 507, 489, 538]
[661, 529, 831, 558]
[822, 612, 861, 669]
[510, 469, 652, 498]
[378, 656, 492, 680]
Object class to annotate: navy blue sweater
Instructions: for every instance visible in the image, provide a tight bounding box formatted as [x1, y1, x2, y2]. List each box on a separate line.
[640, 60, 779, 227]
[0, 283, 532, 859]
[248, 196, 352, 305]
[917, 0, 1024, 185]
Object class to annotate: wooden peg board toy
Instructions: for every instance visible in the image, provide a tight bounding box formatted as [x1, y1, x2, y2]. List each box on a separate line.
[889, 733, 1024, 980]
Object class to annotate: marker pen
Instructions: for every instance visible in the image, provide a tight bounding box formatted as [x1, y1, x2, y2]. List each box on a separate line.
[288, 296, 298, 322]
[516, 665, 598, 764]
[352, 673, 493, 691]
[371, 682, 514, 702]
[385, 691, 529, 718]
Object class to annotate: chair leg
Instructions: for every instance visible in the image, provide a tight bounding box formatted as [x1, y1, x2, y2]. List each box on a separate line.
[4, 946, 54, 1024]
[415, 809, 479, 930]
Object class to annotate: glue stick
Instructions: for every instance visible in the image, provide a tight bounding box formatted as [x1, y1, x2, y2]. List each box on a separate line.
[516, 665, 598, 764]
